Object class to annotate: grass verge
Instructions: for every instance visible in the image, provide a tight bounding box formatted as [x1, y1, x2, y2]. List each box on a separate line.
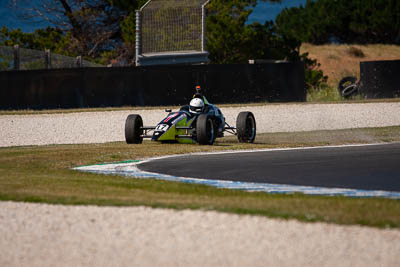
[307, 85, 365, 102]
[1, 126, 400, 228]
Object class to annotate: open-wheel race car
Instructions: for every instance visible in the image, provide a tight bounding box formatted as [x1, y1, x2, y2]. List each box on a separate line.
[125, 87, 256, 145]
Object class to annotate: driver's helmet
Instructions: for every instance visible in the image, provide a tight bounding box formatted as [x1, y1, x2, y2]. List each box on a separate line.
[189, 98, 205, 114]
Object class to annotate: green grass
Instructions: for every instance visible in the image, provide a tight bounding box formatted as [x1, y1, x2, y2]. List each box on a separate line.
[306, 85, 367, 102]
[1, 127, 400, 228]
[307, 86, 343, 102]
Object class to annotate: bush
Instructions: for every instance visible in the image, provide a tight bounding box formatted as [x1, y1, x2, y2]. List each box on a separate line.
[347, 47, 365, 58]
[300, 52, 328, 91]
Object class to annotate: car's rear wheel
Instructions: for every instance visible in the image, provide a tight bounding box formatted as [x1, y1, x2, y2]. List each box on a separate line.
[125, 114, 143, 144]
[237, 111, 256, 143]
[196, 114, 215, 145]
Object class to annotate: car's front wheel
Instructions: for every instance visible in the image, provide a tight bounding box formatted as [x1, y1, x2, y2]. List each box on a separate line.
[196, 114, 215, 145]
[125, 114, 143, 144]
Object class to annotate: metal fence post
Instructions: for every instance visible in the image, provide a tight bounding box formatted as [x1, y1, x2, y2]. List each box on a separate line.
[76, 56, 82, 68]
[135, 10, 142, 66]
[45, 49, 51, 69]
[13, 45, 20, 70]
[201, 1, 210, 52]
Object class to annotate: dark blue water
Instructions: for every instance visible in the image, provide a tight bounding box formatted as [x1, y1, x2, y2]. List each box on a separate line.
[249, 0, 306, 23]
[0, 0, 306, 32]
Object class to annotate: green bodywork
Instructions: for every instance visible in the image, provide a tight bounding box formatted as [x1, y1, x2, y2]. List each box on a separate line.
[157, 115, 196, 144]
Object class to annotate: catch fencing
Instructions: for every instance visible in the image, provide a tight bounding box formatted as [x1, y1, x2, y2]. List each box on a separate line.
[0, 45, 103, 71]
[135, 0, 210, 66]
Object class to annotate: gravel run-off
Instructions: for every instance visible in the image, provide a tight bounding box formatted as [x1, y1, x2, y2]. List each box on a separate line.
[1, 201, 400, 267]
[1, 102, 400, 147]
[1, 102, 400, 266]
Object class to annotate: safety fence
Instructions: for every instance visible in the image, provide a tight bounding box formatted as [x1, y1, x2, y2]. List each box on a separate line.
[135, 0, 210, 66]
[359, 60, 400, 98]
[0, 62, 306, 110]
[0, 45, 103, 71]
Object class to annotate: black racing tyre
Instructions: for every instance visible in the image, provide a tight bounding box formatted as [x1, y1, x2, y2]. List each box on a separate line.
[196, 114, 215, 145]
[236, 111, 256, 143]
[338, 76, 359, 98]
[125, 114, 143, 144]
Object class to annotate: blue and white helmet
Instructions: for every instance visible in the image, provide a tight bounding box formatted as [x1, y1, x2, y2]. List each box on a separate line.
[189, 98, 205, 114]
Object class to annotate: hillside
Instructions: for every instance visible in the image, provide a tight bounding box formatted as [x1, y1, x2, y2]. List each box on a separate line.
[301, 44, 400, 88]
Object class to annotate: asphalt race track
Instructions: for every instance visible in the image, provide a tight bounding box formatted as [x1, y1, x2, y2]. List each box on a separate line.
[139, 143, 400, 192]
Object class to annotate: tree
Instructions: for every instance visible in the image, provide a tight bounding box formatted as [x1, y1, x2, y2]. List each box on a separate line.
[276, 0, 400, 44]
[205, 0, 303, 64]
[109, 0, 147, 45]
[10, 0, 127, 58]
[0, 26, 64, 51]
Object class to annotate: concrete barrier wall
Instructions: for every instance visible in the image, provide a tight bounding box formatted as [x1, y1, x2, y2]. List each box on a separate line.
[0, 62, 306, 110]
